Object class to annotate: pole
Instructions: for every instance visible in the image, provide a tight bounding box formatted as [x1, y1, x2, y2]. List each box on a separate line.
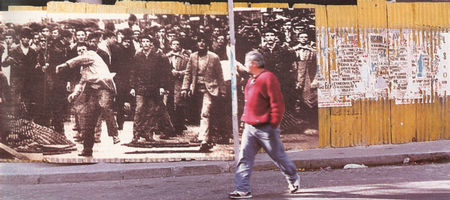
[227, 0, 240, 163]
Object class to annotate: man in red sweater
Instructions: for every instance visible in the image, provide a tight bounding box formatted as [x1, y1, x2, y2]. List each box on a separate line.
[229, 50, 300, 199]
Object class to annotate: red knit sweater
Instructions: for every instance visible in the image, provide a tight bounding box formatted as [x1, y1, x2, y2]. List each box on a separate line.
[241, 70, 285, 128]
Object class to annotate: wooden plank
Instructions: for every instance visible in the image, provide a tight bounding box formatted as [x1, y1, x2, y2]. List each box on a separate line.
[0, 143, 32, 160]
[430, 95, 444, 141]
[318, 107, 331, 147]
[357, 0, 388, 29]
[416, 97, 426, 142]
[8, 6, 44, 11]
[128, 7, 151, 14]
[327, 5, 358, 29]
[362, 99, 391, 145]
[183, 3, 211, 15]
[146, 1, 186, 14]
[352, 101, 363, 146]
[390, 100, 416, 144]
[361, 99, 371, 145]
[93, 5, 128, 13]
[208, 2, 228, 15]
[444, 97, 450, 139]
[381, 98, 392, 144]
[47, 2, 87, 13]
[250, 3, 289, 8]
[330, 102, 361, 147]
[233, 2, 250, 8]
[115, 0, 147, 9]
[387, 2, 414, 29]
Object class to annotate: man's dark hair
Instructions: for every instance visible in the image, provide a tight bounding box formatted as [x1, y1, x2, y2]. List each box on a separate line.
[262, 27, 277, 36]
[20, 27, 33, 39]
[5, 29, 15, 37]
[102, 30, 116, 40]
[138, 32, 152, 41]
[196, 33, 211, 46]
[76, 41, 88, 48]
[169, 39, 180, 46]
[75, 29, 86, 33]
[59, 29, 72, 38]
[128, 14, 137, 21]
[87, 31, 102, 41]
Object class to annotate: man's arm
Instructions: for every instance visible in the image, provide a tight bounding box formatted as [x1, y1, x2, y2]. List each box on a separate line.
[159, 53, 172, 90]
[266, 74, 285, 128]
[213, 55, 225, 96]
[56, 55, 93, 73]
[68, 83, 85, 103]
[181, 54, 193, 97]
[129, 54, 138, 96]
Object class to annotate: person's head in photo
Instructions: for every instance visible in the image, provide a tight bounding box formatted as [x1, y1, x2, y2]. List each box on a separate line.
[139, 33, 157, 52]
[216, 35, 226, 47]
[212, 27, 221, 38]
[51, 26, 59, 40]
[59, 29, 73, 45]
[32, 31, 40, 46]
[103, 30, 117, 46]
[166, 30, 177, 44]
[5, 29, 16, 46]
[263, 28, 277, 46]
[104, 22, 115, 33]
[66, 25, 76, 35]
[87, 31, 101, 51]
[39, 35, 47, 49]
[20, 27, 33, 47]
[120, 28, 134, 49]
[172, 24, 182, 32]
[198, 25, 206, 34]
[169, 39, 181, 53]
[75, 29, 86, 43]
[122, 36, 133, 49]
[251, 19, 260, 31]
[293, 23, 306, 36]
[156, 26, 166, 39]
[298, 32, 309, 46]
[76, 42, 88, 56]
[128, 14, 138, 28]
[196, 33, 210, 53]
[132, 25, 141, 41]
[282, 20, 292, 32]
[41, 26, 50, 38]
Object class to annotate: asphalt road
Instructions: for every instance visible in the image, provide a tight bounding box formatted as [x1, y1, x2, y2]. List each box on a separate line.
[2, 162, 450, 200]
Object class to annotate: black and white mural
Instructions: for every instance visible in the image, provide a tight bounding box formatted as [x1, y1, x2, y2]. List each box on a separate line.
[0, 9, 317, 162]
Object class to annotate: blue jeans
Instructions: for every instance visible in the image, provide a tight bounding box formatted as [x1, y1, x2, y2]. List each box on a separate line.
[234, 123, 299, 192]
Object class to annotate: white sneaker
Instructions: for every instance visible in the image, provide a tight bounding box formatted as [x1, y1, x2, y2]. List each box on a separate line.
[288, 177, 300, 193]
[229, 190, 252, 199]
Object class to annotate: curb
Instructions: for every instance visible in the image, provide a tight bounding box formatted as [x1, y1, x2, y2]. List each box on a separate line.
[1, 161, 235, 185]
[2, 151, 449, 184]
[253, 152, 450, 171]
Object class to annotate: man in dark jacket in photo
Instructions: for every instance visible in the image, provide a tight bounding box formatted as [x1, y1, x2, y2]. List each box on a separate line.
[129, 34, 174, 143]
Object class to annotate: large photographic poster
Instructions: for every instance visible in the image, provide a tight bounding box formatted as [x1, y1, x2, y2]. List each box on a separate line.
[1, 9, 318, 162]
[234, 8, 319, 150]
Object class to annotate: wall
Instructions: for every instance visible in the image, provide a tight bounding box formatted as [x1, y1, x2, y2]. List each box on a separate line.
[9, 0, 450, 148]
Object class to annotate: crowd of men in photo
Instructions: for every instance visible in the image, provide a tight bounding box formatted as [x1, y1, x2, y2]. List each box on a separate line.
[0, 10, 317, 156]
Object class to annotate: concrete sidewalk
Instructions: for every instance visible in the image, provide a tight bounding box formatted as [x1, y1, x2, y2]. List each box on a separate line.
[1, 140, 450, 184]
